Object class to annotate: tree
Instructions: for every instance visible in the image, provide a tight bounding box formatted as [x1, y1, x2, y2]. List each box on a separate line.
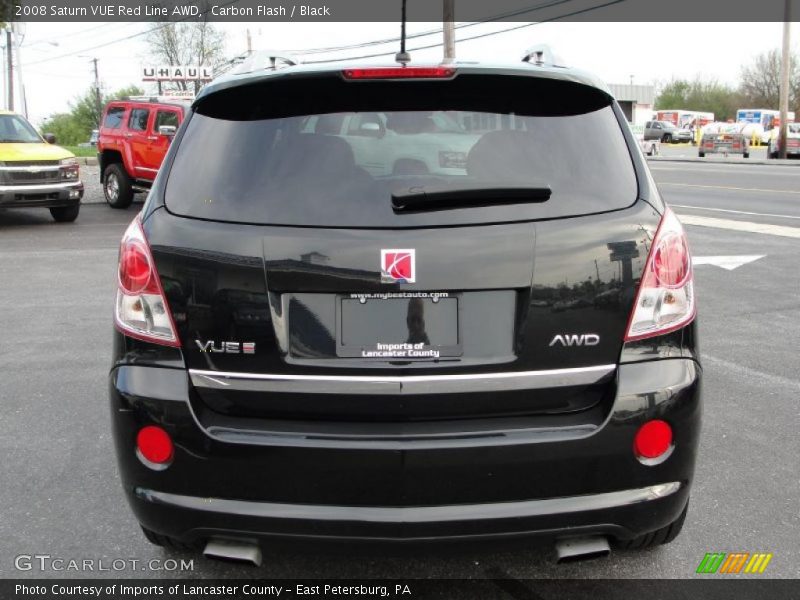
[145, 15, 226, 94]
[654, 79, 691, 110]
[739, 49, 799, 114]
[655, 78, 741, 121]
[39, 84, 144, 145]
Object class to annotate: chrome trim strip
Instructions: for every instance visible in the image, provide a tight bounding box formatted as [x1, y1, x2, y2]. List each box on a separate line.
[0, 165, 60, 172]
[136, 482, 681, 523]
[189, 364, 616, 395]
[0, 182, 81, 193]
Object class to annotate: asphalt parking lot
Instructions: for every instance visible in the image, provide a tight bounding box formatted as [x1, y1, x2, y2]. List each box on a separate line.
[0, 161, 798, 581]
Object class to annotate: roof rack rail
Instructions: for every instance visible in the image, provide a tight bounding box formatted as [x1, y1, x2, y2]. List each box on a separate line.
[232, 50, 299, 75]
[124, 95, 193, 104]
[521, 44, 566, 68]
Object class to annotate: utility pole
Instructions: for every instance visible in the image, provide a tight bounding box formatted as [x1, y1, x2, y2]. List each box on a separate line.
[443, 0, 455, 62]
[246, 29, 252, 55]
[778, 0, 791, 159]
[91, 57, 101, 127]
[1, 37, 6, 110]
[5, 27, 12, 111]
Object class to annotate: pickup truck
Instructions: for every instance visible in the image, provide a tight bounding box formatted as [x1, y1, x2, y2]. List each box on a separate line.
[301, 111, 481, 176]
[644, 120, 693, 143]
[97, 99, 188, 208]
[0, 110, 83, 222]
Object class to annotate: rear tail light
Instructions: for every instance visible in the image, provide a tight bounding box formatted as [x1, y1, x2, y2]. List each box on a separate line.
[115, 215, 180, 346]
[624, 207, 695, 342]
[342, 66, 456, 80]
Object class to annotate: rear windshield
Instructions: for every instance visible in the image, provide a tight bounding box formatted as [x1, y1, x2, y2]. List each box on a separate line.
[165, 75, 637, 227]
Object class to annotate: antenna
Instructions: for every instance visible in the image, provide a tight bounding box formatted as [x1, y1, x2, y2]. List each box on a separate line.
[395, 0, 411, 65]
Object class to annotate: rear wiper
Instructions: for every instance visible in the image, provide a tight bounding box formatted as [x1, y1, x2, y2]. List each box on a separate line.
[391, 184, 551, 213]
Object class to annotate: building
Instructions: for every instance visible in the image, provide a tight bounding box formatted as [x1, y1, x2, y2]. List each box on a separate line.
[608, 83, 655, 126]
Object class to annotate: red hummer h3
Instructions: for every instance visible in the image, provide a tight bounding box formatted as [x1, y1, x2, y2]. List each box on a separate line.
[97, 98, 189, 208]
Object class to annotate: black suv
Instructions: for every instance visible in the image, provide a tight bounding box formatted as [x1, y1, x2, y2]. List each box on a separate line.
[110, 60, 700, 563]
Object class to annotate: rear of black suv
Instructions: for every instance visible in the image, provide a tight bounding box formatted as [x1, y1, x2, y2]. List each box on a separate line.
[110, 62, 700, 559]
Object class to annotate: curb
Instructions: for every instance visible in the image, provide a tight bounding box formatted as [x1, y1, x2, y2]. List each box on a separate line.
[647, 156, 799, 166]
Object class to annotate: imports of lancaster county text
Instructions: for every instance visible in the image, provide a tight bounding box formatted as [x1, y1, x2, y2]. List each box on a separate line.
[37, 4, 332, 17]
[16, 583, 412, 597]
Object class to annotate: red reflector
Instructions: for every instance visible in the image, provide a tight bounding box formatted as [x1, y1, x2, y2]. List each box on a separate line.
[137, 426, 174, 464]
[342, 66, 455, 80]
[634, 420, 673, 460]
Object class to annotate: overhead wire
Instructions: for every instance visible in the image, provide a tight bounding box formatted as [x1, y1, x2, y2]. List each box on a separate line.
[300, 0, 627, 64]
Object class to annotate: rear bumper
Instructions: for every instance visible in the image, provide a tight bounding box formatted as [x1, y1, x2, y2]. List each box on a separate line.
[110, 358, 701, 545]
[0, 181, 83, 208]
[132, 482, 685, 544]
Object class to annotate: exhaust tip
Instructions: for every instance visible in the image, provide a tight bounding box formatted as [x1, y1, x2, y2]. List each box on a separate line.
[555, 536, 610, 563]
[203, 539, 262, 567]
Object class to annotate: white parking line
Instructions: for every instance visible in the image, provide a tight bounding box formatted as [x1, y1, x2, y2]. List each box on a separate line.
[672, 204, 800, 220]
[650, 165, 797, 173]
[693, 255, 765, 270]
[661, 182, 800, 194]
[678, 215, 800, 238]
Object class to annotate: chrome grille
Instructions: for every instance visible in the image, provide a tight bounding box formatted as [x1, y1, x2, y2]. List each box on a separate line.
[0, 161, 61, 185]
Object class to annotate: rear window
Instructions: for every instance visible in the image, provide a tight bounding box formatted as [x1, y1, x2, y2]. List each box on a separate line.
[165, 75, 637, 228]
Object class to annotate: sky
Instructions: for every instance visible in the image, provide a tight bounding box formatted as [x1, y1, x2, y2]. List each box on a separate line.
[2, 20, 796, 126]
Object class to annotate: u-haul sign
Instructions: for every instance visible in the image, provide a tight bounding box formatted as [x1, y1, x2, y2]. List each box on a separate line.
[142, 66, 213, 82]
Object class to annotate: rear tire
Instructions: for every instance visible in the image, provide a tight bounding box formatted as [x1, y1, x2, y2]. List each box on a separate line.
[141, 526, 196, 551]
[49, 205, 80, 222]
[614, 502, 688, 551]
[698, 151, 705, 157]
[743, 152, 749, 159]
[104, 163, 134, 209]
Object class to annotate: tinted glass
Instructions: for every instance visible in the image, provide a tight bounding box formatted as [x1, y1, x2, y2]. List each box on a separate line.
[103, 106, 125, 129]
[128, 108, 150, 132]
[155, 110, 180, 130]
[166, 76, 637, 228]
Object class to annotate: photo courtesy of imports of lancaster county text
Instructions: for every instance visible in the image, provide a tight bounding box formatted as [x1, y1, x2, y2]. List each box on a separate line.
[0, 0, 798, 598]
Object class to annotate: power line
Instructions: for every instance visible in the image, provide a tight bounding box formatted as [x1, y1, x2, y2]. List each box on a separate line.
[303, 0, 627, 64]
[24, 21, 140, 45]
[287, 0, 579, 55]
[23, 0, 241, 67]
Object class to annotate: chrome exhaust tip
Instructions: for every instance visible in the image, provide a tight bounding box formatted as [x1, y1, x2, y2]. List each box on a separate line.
[203, 539, 262, 567]
[555, 536, 610, 563]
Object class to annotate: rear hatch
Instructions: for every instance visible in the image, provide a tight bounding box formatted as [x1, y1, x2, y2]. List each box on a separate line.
[149, 67, 656, 424]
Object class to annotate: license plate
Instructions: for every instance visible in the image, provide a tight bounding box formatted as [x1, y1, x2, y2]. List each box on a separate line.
[337, 295, 462, 359]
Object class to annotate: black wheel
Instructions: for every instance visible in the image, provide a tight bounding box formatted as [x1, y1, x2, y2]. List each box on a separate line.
[743, 152, 749, 159]
[104, 163, 134, 209]
[698, 152, 705, 157]
[49, 205, 80, 222]
[614, 502, 688, 551]
[141, 526, 196, 551]
[662, 134, 673, 143]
